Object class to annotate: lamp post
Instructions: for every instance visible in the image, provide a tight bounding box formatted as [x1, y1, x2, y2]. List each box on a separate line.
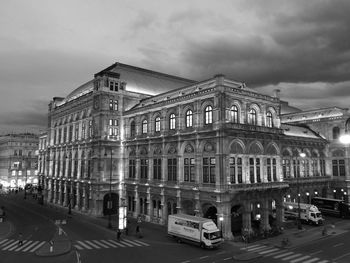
[340, 130, 350, 203]
[297, 152, 306, 230]
[105, 149, 113, 229]
[23, 158, 28, 199]
[219, 215, 224, 236]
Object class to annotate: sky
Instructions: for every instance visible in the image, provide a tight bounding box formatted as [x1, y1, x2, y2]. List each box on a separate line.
[1, 0, 350, 134]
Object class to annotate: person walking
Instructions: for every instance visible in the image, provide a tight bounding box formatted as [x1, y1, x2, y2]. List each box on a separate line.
[117, 229, 121, 241]
[136, 225, 142, 238]
[18, 233, 23, 246]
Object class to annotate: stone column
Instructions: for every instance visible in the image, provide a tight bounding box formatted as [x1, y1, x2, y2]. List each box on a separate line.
[47, 179, 52, 203]
[135, 186, 140, 217]
[63, 181, 68, 206]
[75, 182, 80, 210]
[242, 200, 252, 234]
[261, 198, 271, 232]
[82, 184, 87, 212]
[275, 200, 284, 228]
[176, 189, 182, 214]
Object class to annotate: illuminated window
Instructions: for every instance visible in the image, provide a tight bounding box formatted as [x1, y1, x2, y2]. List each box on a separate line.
[185, 110, 193, 128]
[155, 117, 161, 132]
[230, 105, 239, 123]
[204, 106, 213, 124]
[142, 120, 148, 134]
[266, 111, 273, 127]
[169, 114, 176, 130]
[248, 109, 257, 125]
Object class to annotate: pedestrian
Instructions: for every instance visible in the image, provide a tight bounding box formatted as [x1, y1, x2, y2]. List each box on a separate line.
[136, 225, 142, 238]
[117, 229, 121, 241]
[18, 233, 23, 246]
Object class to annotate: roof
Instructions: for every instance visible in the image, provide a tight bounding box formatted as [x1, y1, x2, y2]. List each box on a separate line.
[96, 62, 196, 95]
[281, 124, 325, 140]
[281, 107, 349, 123]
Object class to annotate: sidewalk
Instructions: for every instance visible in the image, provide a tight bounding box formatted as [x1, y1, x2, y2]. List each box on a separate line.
[231, 222, 349, 261]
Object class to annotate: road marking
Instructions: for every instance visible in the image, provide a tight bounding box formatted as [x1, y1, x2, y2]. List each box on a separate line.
[121, 239, 142, 247]
[76, 241, 93, 250]
[108, 239, 127, 247]
[303, 258, 320, 263]
[2, 240, 21, 250]
[91, 240, 109, 248]
[180, 261, 190, 263]
[290, 255, 311, 263]
[274, 252, 294, 259]
[223, 258, 231, 261]
[199, 256, 208, 259]
[84, 240, 101, 249]
[1, 239, 14, 247]
[0, 239, 8, 245]
[317, 260, 329, 263]
[99, 240, 118, 248]
[333, 252, 350, 261]
[259, 248, 279, 254]
[333, 242, 344, 247]
[21, 241, 40, 252]
[282, 253, 303, 261]
[131, 239, 150, 246]
[74, 244, 84, 250]
[246, 245, 267, 252]
[29, 241, 45, 252]
[309, 250, 322, 256]
[241, 244, 261, 250]
[14, 240, 34, 251]
[216, 251, 226, 255]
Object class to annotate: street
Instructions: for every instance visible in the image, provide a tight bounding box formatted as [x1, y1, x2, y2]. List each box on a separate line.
[2, 193, 350, 263]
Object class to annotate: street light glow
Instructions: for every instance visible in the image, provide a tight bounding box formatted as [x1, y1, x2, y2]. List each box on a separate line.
[299, 152, 306, 158]
[339, 134, 350, 144]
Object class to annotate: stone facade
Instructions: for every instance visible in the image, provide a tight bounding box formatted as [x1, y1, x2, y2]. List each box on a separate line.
[0, 133, 39, 189]
[38, 62, 329, 240]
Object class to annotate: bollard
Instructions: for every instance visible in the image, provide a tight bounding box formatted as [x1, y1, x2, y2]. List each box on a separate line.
[49, 240, 54, 252]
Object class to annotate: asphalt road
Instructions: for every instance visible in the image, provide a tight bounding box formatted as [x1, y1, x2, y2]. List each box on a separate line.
[2, 193, 350, 263]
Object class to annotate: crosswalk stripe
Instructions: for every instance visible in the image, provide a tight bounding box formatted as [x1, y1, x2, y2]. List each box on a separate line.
[282, 253, 302, 261]
[74, 244, 84, 250]
[302, 258, 319, 263]
[29, 241, 45, 253]
[317, 260, 329, 263]
[121, 239, 142, 247]
[274, 252, 294, 259]
[91, 240, 109, 248]
[290, 255, 311, 263]
[84, 240, 100, 249]
[241, 244, 262, 250]
[77, 241, 93, 249]
[130, 239, 150, 246]
[2, 240, 21, 250]
[263, 249, 286, 257]
[14, 240, 33, 252]
[108, 239, 126, 247]
[99, 240, 118, 248]
[259, 248, 279, 255]
[21, 241, 39, 252]
[0, 239, 8, 245]
[246, 245, 267, 252]
[119, 240, 133, 247]
[0, 239, 14, 247]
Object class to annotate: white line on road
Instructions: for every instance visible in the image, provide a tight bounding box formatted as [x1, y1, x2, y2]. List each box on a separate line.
[21, 241, 39, 252]
[259, 248, 279, 254]
[29, 241, 45, 253]
[0, 239, 8, 245]
[14, 240, 34, 252]
[131, 239, 150, 246]
[91, 240, 109, 248]
[223, 258, 231, 261]
[281, 253, 303, 261]
[290, 255, 311, 263]
[84, 240, 101, 249]
[76, 241, 93, 250]
[303, 258, 320, 263]
[333, 252, 350, 261]
[333, 242, 344, 247]
[273, 252, 294, 259]
[99, 240, 118, 248]
[180, 261, 190, 263]
[216, 251, 226, 255]
[199, 256, 208, 259]
[309, 250, 323, 256]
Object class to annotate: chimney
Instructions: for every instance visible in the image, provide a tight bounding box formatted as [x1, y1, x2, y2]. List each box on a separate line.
[273, 89, 280, 98]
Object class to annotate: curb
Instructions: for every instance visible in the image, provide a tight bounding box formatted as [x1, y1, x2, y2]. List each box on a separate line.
[35, 239, 72, 257]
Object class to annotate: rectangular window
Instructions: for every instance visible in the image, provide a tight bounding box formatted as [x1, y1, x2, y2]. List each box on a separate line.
[267, 158, 272, 182]
[333, 159, 345, 177]
[249, 158, 255, 183]
[184, 158, 195, 182]
[203, 157, 215, 184]
[167, 158, 177, 182]
[153, 158, 161, 180]
[75, 123, 79, 141]
[140, 159, 148, 179]
[89, 120, 93, 138]
[293, 160, 297, 178]
[109, 81, 114, 91]
[69, 125, 73, 142]
[109, 99, 113, 110]
[63, 127, 67, 142]
[114, 100, 118, 111]
[81, 122, 86, 139]
[339, 160, 345, 176]
[272, 158, 277, 181]
[256, 158, 261, 183]
[229, 157, 235, 184]
[129, 159, 136, 179]
[108, 119, 118, 136]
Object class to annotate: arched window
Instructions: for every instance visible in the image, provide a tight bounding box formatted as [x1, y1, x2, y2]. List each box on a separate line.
[130, 121, 136, 137]
[169, 114, 176, 130]
[248, 108, 257, 125]
[155, 116, 161, 132]
[266, 111, 273, 128]
[142, 119, 148, 134]
[204, 105, 213, 125]
[230, 105, 239, 123]
[185, 110, 193, 128]
[333, 126, 340, 140]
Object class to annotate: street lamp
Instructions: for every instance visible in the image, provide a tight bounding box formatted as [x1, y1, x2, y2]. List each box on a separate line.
[105, 149, 113, 229]
[23, 158, 28, 199]
[219, 215, 224, 234]
[297, 152, 306, 230]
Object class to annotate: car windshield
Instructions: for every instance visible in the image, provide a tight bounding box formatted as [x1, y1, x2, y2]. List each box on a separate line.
[208, 231, 221, 240]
